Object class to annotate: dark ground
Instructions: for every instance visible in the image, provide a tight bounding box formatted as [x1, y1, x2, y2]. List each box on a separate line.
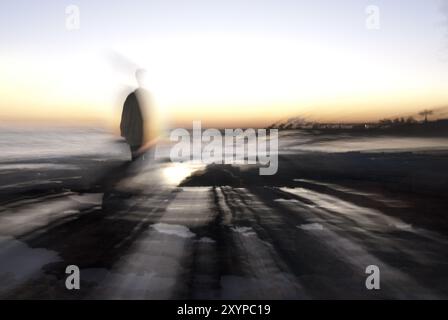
[1, 132, 448, 299]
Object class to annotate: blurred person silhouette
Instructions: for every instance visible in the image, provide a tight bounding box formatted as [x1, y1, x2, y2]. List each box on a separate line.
[120, 69, 148, 161]
[100, 69, 150, 208]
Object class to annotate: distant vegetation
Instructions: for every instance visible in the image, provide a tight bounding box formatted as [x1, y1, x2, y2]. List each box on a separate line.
[270, 109, 448, 136]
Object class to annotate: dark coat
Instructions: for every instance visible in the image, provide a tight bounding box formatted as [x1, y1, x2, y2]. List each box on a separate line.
[120, 90, 144, 148]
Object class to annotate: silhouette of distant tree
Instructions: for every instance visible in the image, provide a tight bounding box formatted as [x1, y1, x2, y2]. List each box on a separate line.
[406, 116, 417, 124]
[379, 119, 392, 127]
[419, 109, 433, 123]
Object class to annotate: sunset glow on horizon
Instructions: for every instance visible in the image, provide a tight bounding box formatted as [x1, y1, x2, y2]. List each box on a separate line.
[1, 0, 448, 129]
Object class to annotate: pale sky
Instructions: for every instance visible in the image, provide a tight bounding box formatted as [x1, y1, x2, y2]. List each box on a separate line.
[1, 0, 448, 127]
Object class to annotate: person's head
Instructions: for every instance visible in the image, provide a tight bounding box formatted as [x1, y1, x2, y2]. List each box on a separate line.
[135, 68, 146, 87]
